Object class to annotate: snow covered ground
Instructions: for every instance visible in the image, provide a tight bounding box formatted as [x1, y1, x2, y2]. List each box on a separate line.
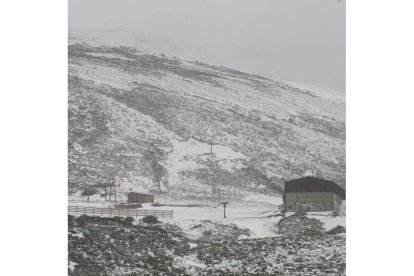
[306, 211, 346, 231]
[170, 204, 281, 239]
[69, 193, 345, 240]
[167, 138, 247, 185]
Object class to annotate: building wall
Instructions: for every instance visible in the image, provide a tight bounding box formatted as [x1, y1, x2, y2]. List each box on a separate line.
[285, 192, 335, 212]
[332, 192, 342, 214]
[141, 194, 154, 203]
[128, 194, 154, 204]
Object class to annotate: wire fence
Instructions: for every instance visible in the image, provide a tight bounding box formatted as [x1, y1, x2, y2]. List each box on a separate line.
[68, 206, 173, 219]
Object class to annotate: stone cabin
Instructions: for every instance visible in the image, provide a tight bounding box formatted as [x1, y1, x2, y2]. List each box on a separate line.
[284, 176, 345, 213]
[127, 192, 154, 204]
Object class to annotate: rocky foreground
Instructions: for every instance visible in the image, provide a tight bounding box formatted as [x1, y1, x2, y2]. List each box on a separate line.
[69, 215, 345, 275]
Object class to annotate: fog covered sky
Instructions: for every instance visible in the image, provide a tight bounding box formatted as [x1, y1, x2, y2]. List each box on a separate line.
[69, 0, 345, 92]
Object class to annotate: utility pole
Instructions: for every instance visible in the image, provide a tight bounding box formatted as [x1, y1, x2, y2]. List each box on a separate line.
[210, 143, 216, 193]
[221, 202, 229, 218]
[210, 143, 222, 205]
[113, 174, 117, 203]
[218, 186, 221, 205]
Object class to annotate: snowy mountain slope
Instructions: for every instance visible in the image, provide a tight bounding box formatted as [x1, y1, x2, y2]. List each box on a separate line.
[286, 81, 345, 104]
[68, 38, 345, 201]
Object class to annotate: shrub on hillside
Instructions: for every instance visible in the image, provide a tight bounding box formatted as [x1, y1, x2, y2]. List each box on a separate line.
[76, 214, 90, 227]
[68, 215, 75, 227]
[124, 216, 134, 226]
[142, 215, 160, 224]
[81, 186, 98, 196]
[277, 212, 324, 235]
[327, 225, 346, 234]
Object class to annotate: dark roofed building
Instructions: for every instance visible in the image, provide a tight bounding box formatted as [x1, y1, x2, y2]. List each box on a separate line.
[284, 176, 345, 213]
[127, 192, 154, 204]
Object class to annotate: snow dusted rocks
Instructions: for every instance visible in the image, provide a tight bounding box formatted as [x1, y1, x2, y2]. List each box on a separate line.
[69, 215, 345, 275]
[277, 212, 325, 236]
[181, 235, 345, 275]
[188, 220, 252, 244]
[68, 215, 190, 275]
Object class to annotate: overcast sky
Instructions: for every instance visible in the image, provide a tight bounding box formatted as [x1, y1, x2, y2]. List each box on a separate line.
[69, 0, 345, 92]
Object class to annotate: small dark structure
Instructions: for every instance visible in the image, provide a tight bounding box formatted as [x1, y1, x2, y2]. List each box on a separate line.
[127, 192, 154, 204]
[284, 176, 345, 213]
[96, 178, 117, 202]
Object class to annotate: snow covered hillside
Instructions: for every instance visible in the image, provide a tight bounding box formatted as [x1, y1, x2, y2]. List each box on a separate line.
[68, 37, 345, 202]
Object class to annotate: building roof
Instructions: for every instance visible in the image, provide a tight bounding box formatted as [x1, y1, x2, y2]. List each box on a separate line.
[285, 176, 345, 199]
[128, 192, 154, 196]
